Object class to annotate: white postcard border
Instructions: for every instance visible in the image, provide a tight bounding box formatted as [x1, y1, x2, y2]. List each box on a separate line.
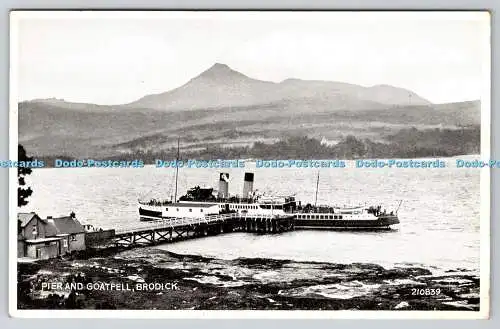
[8, 10, 491, 319]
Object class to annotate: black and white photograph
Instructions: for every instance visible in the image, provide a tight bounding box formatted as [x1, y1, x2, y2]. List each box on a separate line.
[9, 11, 490, 318]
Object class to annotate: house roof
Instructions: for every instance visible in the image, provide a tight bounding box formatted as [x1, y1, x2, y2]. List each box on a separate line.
[18, 212, 82, 238]
[50, 216, 85, 234]
[18, 212, 40, 228]
[44, 221, 59, 236]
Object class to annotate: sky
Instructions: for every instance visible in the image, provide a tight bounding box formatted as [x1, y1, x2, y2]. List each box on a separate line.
[13, 11, 490, 105]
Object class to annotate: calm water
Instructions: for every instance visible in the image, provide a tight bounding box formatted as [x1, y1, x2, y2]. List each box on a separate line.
[23, 157, 481, 272]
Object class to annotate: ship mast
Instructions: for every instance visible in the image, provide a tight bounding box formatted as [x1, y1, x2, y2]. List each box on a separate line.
[314, 171, 320, 207]
[395, 200, 403, 214]
[174, 137, 180, 202]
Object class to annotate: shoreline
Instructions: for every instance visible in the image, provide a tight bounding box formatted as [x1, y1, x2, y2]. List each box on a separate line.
[17, 246, 480, 311]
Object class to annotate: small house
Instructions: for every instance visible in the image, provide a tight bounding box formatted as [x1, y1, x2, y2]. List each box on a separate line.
[17, 212, 86, 260]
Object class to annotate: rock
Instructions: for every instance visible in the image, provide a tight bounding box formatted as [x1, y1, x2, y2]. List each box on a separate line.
[394, 301, 409, 309]
[126, 274, 145, 283]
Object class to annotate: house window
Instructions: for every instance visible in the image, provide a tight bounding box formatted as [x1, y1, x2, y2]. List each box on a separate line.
[200, 209, 203, 212]
[165, 208, 168, 211]
[189, 209, 192, 212]
[176, 208, 179, 211]
[71, 235, 77, 241]
[63, 240, 68, 248]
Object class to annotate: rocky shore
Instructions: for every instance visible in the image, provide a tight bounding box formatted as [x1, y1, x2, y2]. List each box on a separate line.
[17, 247, 480, 311]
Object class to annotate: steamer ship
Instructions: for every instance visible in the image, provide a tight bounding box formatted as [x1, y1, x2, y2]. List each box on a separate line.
[138, 171, 400, 230]
[138, 138, 399, 229]
[138, 172, 294, 220]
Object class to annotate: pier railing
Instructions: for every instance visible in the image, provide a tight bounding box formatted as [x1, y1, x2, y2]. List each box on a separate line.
[115, 213, 286, 235]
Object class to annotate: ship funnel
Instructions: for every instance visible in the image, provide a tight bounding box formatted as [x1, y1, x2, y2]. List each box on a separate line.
[218, 173, 229, 199]
[243, 172, 254, 198]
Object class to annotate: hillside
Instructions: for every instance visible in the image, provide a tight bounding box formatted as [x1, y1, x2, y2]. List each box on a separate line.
[18, 63, 479, 158]
[18, 98, 480, 158]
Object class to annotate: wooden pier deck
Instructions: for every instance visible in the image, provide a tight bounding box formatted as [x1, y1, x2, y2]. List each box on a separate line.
[110, 213, 294, 247]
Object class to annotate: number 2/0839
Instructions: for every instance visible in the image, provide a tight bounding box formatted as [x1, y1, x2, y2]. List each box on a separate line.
[411, 288, 440, 296]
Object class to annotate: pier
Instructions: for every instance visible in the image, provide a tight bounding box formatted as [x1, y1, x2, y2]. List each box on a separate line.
[110, 213, 294, 247]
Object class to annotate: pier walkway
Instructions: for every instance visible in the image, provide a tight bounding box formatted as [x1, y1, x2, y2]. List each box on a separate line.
[110, 213, 294, 247]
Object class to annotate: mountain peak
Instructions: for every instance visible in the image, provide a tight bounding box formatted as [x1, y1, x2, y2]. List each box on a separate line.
[211, 62, 231, 70]
[195, 63, 248, 80]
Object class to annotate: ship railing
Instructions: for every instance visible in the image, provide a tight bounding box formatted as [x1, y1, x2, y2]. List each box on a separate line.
[237, 213, 284, 220]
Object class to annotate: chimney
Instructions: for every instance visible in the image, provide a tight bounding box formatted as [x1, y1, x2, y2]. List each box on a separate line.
[218, 173, 229, 199]
[242, 172, 254, 199]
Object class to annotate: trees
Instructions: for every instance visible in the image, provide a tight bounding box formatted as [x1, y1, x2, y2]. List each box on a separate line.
[18, 144, 33, 207]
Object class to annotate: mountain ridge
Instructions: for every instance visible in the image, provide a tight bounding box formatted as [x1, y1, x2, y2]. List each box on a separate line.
[22, 63, 436, 111]
[123, 63, 432, 111]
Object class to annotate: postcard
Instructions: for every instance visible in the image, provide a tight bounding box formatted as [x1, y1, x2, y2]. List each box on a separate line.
[9, 11, 490, 318]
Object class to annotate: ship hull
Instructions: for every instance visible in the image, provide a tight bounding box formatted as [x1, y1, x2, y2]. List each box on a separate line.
[139, 203, 400, 230]
[294, 215, 399, 230]
[138, 205, 163, 221]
